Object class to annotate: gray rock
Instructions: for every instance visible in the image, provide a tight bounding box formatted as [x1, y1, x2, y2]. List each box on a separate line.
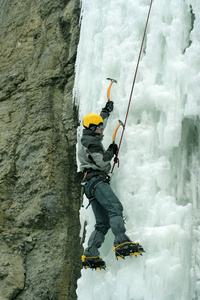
[0, 0, 82, 298]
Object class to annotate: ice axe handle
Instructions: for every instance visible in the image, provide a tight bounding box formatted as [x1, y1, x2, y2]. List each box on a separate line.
[106, 78, 117, 101]
[112, 120, 124, 143]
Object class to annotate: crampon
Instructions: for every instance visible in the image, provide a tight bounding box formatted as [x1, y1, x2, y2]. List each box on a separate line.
[114, 242, 145, 259]
[82, 255, 106, 270]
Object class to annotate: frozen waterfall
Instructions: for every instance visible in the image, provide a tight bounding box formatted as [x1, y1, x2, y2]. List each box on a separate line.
[74, 0, 200, 299]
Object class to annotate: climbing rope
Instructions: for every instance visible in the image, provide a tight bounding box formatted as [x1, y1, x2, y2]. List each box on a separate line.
[111, 0, 153, 174]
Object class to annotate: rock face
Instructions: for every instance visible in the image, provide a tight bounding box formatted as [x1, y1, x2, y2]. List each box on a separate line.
[0, 0, 82, 299]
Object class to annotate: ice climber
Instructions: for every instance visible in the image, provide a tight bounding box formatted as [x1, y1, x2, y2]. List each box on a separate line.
[78, 100, 143, 269]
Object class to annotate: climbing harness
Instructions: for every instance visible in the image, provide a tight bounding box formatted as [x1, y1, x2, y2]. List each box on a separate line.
[81, 169, 111, 208]
[110, 0, 153, 174]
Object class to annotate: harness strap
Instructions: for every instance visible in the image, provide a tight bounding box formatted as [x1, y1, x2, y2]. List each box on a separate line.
[81, 169, 111, 208]
[83, 169, 106, 181]
[85, 178, 106, 209]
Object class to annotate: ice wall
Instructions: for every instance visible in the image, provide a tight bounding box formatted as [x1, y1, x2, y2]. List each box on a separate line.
[74, 0, 200, 299]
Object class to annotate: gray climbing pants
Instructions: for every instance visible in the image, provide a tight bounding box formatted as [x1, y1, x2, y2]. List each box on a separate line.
[83, 176, 131, 257]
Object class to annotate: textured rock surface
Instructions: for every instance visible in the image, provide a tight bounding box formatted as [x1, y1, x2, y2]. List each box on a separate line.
[0, 0, 82, 299]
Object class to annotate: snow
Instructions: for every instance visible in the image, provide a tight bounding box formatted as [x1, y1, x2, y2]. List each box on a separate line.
[74, 0, 200, 299]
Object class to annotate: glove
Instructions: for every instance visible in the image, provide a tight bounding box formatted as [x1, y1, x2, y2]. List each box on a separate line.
[103, 101, 114, 113]
[108, 142, 118, 155]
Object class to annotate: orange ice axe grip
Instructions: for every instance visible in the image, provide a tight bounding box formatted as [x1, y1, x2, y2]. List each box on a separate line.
[106, 78, 117, 101]
[113, 120, 124, 143]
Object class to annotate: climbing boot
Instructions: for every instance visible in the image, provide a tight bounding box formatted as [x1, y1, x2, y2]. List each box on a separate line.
[114, 242, 145, 259]
[82, 255, 106, 270]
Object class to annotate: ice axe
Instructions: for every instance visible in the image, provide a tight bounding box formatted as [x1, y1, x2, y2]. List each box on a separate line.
[112, 120, 124, 143]
[110, 120, 124, 170]
[106, 78, 117, 101]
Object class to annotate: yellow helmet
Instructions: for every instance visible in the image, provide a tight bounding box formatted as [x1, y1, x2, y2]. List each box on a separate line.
[83, 113, 103, 129]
